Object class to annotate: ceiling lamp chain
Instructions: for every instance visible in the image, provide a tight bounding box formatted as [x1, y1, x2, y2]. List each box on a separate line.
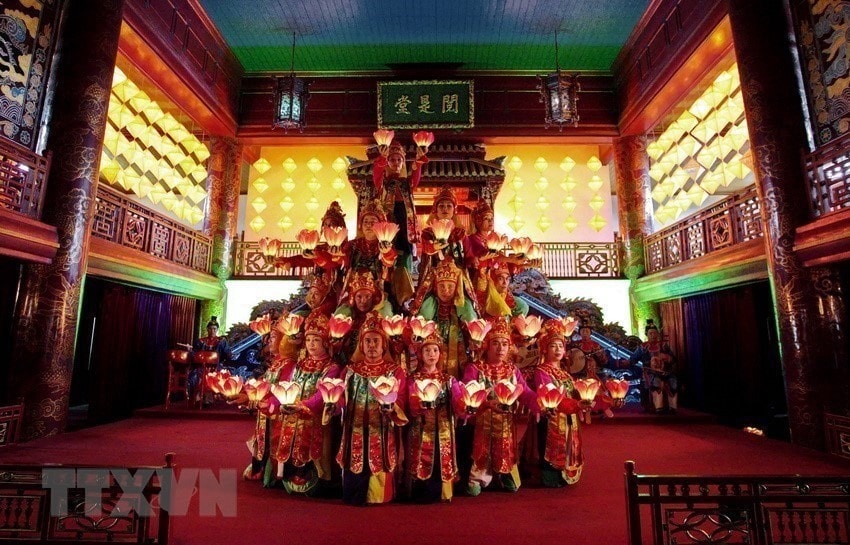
[538, 30, 580, 130]
[272, 32, 311, 132]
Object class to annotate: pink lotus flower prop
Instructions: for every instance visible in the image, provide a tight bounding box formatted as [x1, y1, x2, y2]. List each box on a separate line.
[296, 229, 321, 252]
[317, 377, 345, 405]
[485, 232, 508, 252]
[373, 129, 395, 147]
[276, 313, 304, 337]
[323, 226, 348, 249]
[526, 243, 543, 261]
[369, 376, 399, 406]
[372, 221, 400, 245]
[205, 371, 223, 394]
[412, 131, 435, 149]
[271, 380, 302, 406]
[244, 378, 271, 404]
[328, 314, 353, 339]
[537, 383, 566, 410]
[257, 395, 280, 416]
[409, 316, 437, 342]
[574, 378, 601, 403]
[460, 380, 489, 411]
[509, 236, 533, 257]
[414, 379, 442, 407]
[605, 379, 630, 400]
[513, 314, 544, 338]
[381, 314, 407, 338]
[428, 218, 454, 243]
[218, 375, 244, 399]
[558, 316, 579, 337]
[249, 314, 273, 336]
[464, 318, 492, 344]
[258, 237, 282, 258]
[493, 380, 524, 406]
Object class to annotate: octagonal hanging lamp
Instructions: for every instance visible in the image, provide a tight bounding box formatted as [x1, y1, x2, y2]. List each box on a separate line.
[538, 31, 580, 130]
[273, 33, 310, 132]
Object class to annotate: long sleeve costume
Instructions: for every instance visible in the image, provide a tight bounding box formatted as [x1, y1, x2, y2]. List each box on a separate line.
[531, 364, 584, 486]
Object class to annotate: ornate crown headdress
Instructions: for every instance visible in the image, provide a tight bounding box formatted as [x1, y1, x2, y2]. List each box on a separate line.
[304, 313, 330, 340]
[432, 185, 458, 208]
[359, 199, 387, 222]
[322, 201, 346, 228]
[538, 319, 567, 349]
[484, 317, 512, 343]
[348, 269, 379, 295]
[471, 200, 493, 224]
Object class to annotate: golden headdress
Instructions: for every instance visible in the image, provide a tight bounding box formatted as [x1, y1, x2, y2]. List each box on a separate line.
[387, 141, 406, 158]
[432, 257, 465, 308]
[483, 317, 512, 344]
[471, 200, 494, 226]
[303, 313, 330, 342]
[538, 319, 568, 350]
[351, 311, 392, 364]
[359, 198, 387, 222]
[322, 201, 346, 228]
[347, 269, 379, 295]
[432, 185, 458, 209]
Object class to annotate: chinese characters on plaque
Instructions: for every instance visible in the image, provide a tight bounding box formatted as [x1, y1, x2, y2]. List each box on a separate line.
[378, 80, 474, 129]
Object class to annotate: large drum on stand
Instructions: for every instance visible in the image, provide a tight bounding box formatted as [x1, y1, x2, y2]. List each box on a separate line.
[567, 348, 587, 376]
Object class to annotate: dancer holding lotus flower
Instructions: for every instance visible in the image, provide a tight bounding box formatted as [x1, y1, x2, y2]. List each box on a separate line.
[461, 318, 538, 495]
[529, 319, 585, 488]
[404, 333, 463, 502]
[335, 313, 408, 505]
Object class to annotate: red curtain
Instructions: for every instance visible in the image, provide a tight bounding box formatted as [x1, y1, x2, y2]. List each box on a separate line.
[82, 279, 198, 423]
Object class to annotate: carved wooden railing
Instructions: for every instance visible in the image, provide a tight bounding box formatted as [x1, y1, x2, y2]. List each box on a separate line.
[625, 460, 850, 545]
[645, 186, 763, 274]
[231, 239, 622, 280]
[825, 413, 850, 462]
[0, 454, 173, 543]
[804, 132, 850, 217]
[92, 185, 212, 274]
[0, 138, 51, 219]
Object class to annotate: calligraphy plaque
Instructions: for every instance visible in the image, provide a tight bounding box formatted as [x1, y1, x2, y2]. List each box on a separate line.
[377, 80, 474, 129]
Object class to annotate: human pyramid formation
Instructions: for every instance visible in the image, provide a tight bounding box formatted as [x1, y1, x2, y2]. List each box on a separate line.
[212, 132, 629, 505]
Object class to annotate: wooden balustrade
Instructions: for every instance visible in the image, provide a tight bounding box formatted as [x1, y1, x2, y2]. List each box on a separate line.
[625, 460, 850, 545]
[0, 138, 51, 219]
[231, 239, 622, 280]
[645, 186, 763, 274]
[804, 131, 850, 217]
[92, 185, 212, 274]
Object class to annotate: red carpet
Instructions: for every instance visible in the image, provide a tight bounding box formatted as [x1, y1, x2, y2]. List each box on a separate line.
[1, 413, 848, 545]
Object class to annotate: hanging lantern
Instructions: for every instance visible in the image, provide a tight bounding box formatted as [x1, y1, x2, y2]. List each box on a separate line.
[538, 31, 579, 130]
[272, 34, 310, 132]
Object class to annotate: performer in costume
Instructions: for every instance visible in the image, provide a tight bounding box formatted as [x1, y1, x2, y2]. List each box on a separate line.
[194, 316, 229, 360]
[530, 320, 584, 487]
[335, 313, 408, 505]
[462, 318, 538, 495]
[334, 269, 393, 362]
[271, 313, 342, 495]
[404, 333, 462, 502]
[463, 199, 499, 280]
[411, 257, 478, 378]
[630, 319, 678, 413]
[570, 323, 608, 378]
[417, 186, 471, 292]
[477, 262, 529, 319]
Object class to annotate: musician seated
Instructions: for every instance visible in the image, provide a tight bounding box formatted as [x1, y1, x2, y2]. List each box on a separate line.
[569, 324, 614, 418]
[629, 320, 678, 413]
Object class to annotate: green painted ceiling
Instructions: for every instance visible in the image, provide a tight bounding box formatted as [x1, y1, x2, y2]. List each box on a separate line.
[197, 0, 650, 73]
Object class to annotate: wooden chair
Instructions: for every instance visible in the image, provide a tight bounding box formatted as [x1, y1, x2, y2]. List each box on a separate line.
[165, 349, 191, 409]
[190, 350, 219, 408]
[0, 400, 23, 447]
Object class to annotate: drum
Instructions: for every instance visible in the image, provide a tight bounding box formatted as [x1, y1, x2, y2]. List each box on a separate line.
[567, 348, 586, 375]
[192, 350, 220, 366]
[168, 349, 190, 365]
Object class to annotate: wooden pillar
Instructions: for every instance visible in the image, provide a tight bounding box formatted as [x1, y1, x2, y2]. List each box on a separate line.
[200, 137, 242, 332]
[614, 135, 659, 335]
[9, 0, 125, 439]
[729, 0, 825, 448]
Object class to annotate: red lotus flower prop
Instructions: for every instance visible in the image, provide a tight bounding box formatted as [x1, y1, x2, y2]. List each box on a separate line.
[558, 316, 579, 337]
[328, 314, 354, 339]
[271, 380, 302, 406]
[258, 237, 282, 258]
[494, 380, 524, 406]
[509, 236, 533, 257]
[414, 379, 442, 407]
[276, 314, 304, 337]
[428, 218, 454, 243]
[205, 372, 223, 394]
[249, 314, 273, 336]
[537, 383, 566, 410]
[368, 376, 399, 406]
[526, 243, 543, 261]
[373, 129, 395, 147]
[464, 318, 492, 344]
[512, 314, 544, 338]
[257, 394, 281, 416]
[412, 131, 435, 149]
[460, 380, 489, 408]
[485, 232, 508, 252]
[605, 379, 630, 400]
[323, 226, 348, 249]
[574, 378, 601, 403]
[372, 221, 400, 245]
[317, 377, 345, 405]
[218, 375, 244, 399]
[409, 316, 437, 342]
[381, 314, 407, 338]
[244, 378, 271, 404]
[296, 229, 321, 252]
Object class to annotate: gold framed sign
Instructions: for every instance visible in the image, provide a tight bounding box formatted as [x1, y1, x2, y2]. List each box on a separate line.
[377, 80, 474, 129]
